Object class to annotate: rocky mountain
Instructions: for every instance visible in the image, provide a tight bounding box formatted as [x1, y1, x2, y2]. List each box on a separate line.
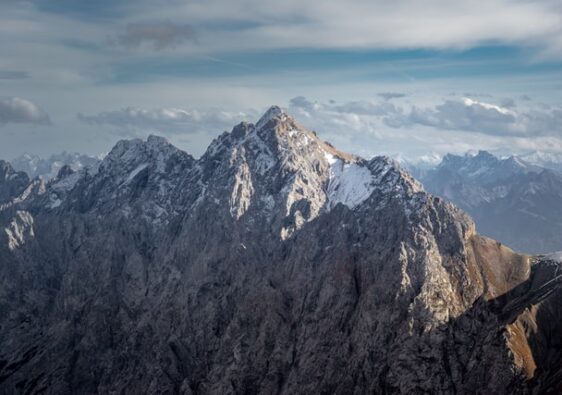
[0, 107, 561, 394]
[394, 153, 442, 181]
[11, 152, 101, 180]
[417, 150, 562, 254]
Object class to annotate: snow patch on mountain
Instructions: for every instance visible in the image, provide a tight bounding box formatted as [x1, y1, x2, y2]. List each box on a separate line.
[326, 158, 375, 210]
[125, 163, 148, 184]
[544, 251, 562, 263]
[324, 152, 338, 165]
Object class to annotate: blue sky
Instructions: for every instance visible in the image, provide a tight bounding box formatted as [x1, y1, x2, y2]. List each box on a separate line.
[1, 0, 562, 161]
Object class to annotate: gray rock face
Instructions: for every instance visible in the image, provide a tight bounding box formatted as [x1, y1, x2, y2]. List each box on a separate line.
[418, 151, 562, 254]
[0, 107, 561, 394]
[0, 161, 30, 204]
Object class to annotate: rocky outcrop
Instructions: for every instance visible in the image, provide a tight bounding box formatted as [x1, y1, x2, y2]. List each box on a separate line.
[0, 107, 560, 394]
[0, 161, 31, 204]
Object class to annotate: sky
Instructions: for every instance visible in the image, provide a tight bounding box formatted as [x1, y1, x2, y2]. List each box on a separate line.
[1, 0, 562, 163]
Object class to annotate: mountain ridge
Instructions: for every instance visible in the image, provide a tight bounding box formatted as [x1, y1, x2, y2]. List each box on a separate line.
[415, 149, 562, 253]
[0, 106, 560, 394]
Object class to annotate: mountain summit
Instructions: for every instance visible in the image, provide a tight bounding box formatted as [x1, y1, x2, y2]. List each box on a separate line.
[0, 107, 561, 394]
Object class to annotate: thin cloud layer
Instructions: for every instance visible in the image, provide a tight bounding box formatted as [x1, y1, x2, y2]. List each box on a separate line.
[115, 21, 196, 50]
[288, 95, 562, 160]
[385, 98, 562, 137]
[377, 92, 406, 101]
[0, 97, 51, 126]
[0, 70, 30, 80]
[287, 96, 400, 157]
[292, 95, 562, 139]
[9, 0, 562, 56]
[290, 96, 398, 118]
[78, 106, 254, 134]
[156, 0, 562, 56]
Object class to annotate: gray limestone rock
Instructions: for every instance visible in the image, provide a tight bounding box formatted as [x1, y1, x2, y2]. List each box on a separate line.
[0, 107, 560, 394]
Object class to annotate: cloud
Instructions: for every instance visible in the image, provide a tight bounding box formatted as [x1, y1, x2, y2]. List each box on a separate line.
[0, 70, 30, 80]
[25, 0, 562, 56]
[377, 92, 406, 101]
[500, 98, 516, 108]
[115, 21, 196, 50]
[384, 97, 562, 137]
[287, 96, 403, 157]
[0, 97, 51, 125]
[289, 96, 398, 118]
[407, 99, 517, 135]
[284, 95, 562, 162]
[78, 106, 254, 134]
[334, 101, 398, 116]
[17, 0, 562, 56]
[147, 0, 562, 57]
[22, 0, 133, 20]
[288, 96, 398, 145]
[288, 96, 317, 112]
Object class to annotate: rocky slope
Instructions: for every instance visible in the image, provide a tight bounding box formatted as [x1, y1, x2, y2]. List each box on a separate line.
[0, 107, 560, 394]
[418, 151, 562, 254]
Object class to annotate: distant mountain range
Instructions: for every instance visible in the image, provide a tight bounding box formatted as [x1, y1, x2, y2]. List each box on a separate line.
[518, 151, 562, 174]
[406, 150, 562, 253]
[11, 152, 101, 180]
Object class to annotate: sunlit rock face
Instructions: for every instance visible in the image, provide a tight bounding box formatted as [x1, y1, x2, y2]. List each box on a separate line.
[0, 107, 560, 394]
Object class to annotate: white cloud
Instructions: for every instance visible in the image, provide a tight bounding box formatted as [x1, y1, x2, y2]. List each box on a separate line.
[10, 0, 562, 57]
[287, 96, 400, 157]
[385, 97, 562, 137]
[140, 0, 562, 57]
[286, 95, 562, 162]
[0, 97, 51, 126]
[289, 96, 398, 118]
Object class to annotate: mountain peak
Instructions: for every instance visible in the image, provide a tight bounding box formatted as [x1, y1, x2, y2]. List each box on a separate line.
[146, 134, 170, 147]
[256, 105, 288, 129]
[105, 135, 185, 164]
[474, 150, 495, 159]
